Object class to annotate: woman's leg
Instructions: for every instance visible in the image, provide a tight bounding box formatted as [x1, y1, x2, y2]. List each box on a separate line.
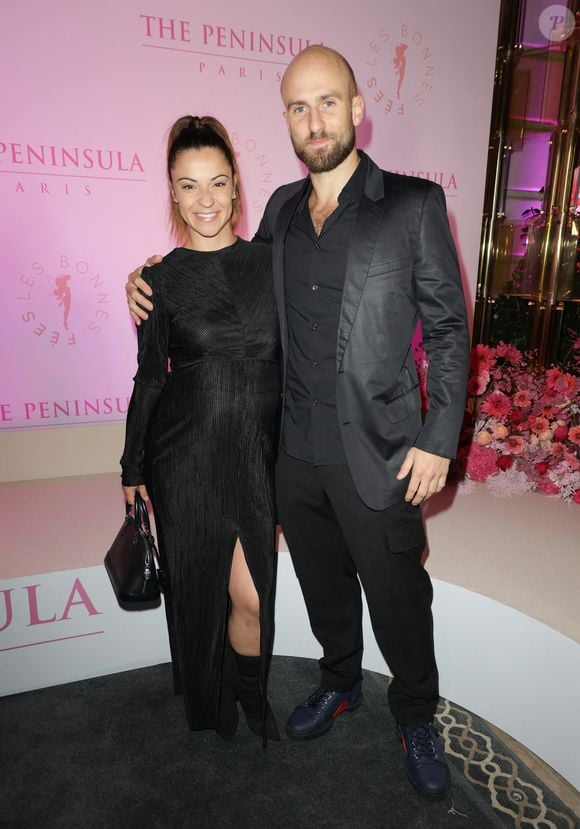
[226, 538, 279, 742]
[228, 538, 261, 655]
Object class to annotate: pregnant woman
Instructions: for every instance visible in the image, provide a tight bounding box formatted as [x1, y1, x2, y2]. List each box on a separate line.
[121, 115, 280, 743]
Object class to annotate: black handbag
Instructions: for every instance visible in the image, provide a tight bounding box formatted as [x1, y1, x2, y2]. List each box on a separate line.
[104, 493, 161, 604]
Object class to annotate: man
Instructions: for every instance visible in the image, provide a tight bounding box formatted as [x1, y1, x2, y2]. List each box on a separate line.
[127, 46, 469, 799]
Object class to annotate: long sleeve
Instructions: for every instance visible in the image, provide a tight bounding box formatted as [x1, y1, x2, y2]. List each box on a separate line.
[412, 185, 470, 459]
[120, 269, 169, 485]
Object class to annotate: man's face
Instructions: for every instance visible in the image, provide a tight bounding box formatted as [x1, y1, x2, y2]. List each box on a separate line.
[282, 53, 362, 174]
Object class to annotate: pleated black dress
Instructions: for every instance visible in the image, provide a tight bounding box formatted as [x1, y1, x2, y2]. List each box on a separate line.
[121, 239, 280, 734]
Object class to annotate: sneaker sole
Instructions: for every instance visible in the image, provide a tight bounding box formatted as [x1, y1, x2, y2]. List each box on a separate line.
[285, 695, 364, 740]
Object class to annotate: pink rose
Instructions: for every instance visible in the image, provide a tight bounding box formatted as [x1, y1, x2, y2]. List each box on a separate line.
[475, 430, 492, 446]
[535, 461, 549, 475]
[491, 424, 509, 440]
[497, 455, 514, 470]
[510, 409, 524, 424]
[553, 425, 568, 442]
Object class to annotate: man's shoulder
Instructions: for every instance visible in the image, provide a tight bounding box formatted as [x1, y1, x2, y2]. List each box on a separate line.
[362, 152, 443, 201]
[266, 178, 306, 210]
[380, 168, 443, 199]
[255, 177, 307, 242]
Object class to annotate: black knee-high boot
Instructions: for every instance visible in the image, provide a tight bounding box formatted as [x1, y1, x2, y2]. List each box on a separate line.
[217, 645, 239, 741]
[232, 650, 280, 745]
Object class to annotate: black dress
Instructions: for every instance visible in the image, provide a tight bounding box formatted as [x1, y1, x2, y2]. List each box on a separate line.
[121, 239, 280, 734]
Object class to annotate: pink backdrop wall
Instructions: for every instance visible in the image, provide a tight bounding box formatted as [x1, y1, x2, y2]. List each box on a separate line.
[1, 0, 501, 431]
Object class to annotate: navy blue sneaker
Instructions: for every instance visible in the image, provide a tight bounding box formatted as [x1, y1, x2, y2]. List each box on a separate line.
[286, 681, 363, 739]
[398, 723, 450, 799]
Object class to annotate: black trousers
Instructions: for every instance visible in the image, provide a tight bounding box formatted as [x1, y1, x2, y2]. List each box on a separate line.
[275, 452, 439, 725]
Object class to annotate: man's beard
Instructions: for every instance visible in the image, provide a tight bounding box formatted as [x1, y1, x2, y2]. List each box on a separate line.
[292, 123, 355, 173]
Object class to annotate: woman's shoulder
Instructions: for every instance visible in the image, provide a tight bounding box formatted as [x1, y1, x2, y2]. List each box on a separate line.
[142, 248, 186, 284]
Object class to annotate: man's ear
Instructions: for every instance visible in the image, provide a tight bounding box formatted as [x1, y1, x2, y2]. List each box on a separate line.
[352, 94, 364, 127]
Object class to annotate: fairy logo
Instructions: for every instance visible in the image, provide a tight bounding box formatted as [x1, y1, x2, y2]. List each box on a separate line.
[366, 24, 436, 118]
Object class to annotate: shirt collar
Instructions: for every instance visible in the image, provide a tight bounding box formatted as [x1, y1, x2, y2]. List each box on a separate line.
[339, 151, 367, 204]
[296, 151, 367, 214]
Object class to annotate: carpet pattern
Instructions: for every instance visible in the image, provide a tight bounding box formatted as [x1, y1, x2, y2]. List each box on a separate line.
[436, 700, 578, 828]
[0, 657, 577, 828]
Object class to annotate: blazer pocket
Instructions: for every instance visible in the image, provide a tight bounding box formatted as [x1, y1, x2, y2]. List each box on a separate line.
[367, 256, 413, 279]
[388, 522, 426, 554]
[384, 386, 421, 423]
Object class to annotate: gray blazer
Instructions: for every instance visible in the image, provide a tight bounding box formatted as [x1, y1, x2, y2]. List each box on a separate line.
[255, 152, 469, 510]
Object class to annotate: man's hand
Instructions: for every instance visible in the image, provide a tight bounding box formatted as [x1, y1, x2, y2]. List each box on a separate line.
[125, 255, 162, 324]
[396, 447, 450, 506]
[122, 484, 150, 506]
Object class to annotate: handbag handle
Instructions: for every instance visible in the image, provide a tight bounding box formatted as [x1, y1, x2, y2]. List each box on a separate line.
[127, 492, 152, 536]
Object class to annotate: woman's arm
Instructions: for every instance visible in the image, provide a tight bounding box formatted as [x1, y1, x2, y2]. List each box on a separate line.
[120, 268, 169, 500]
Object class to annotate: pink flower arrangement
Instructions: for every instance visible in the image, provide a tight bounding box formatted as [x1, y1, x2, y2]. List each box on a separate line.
[464, 443, 499, 482]
[458, 340, 580, 504]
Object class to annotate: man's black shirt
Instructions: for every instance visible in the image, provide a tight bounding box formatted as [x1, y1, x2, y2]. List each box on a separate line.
[282, 153, 367, 464]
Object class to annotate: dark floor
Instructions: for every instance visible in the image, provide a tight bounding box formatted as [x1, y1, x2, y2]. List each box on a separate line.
[0, 657, 576, 829]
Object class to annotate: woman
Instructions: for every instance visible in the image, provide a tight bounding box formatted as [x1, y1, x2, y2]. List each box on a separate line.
[121, 115, 280, 743]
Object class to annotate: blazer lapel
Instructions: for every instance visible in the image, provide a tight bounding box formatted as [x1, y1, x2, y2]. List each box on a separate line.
[272, 181, 309, 354]
[337, 195, 383, 371]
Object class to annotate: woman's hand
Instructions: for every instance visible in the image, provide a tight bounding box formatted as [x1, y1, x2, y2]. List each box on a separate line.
[125, 256, 163, 324]
[122, 484, 150, 506]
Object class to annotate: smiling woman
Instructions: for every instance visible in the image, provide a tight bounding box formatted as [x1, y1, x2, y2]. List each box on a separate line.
[119, 114, 281, 743]
[166, 115, 242, 250]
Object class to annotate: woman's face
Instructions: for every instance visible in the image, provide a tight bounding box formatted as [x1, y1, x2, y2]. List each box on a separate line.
[170, 146, 237, 250]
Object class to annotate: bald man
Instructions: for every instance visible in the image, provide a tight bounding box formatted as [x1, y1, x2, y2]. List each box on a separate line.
[127, 46, 469, 800]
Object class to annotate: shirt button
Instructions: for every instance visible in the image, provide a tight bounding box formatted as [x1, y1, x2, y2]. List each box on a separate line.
[312, 399, 319, 406]
[312, 284, 319, 291]
[314, 243, 320, 250]
[311, 322, 319, 331]
[311, 361, 318, 368]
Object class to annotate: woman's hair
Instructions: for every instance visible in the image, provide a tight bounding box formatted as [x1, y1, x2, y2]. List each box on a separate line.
[166, 115, 242, 242]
